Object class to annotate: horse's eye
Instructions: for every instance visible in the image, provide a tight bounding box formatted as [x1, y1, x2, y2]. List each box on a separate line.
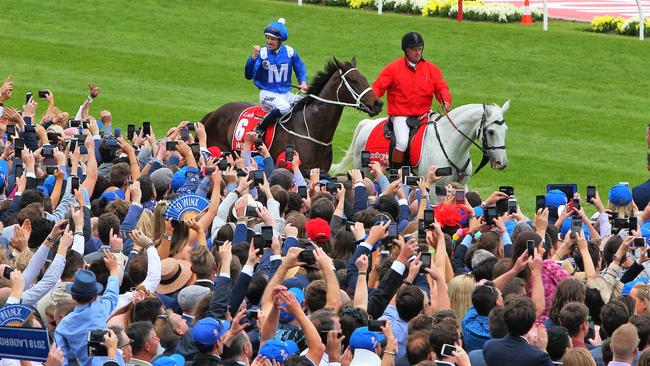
[488, 130, 495, 136]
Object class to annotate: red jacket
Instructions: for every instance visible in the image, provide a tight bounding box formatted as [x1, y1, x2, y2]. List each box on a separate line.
[372, 57, 451, 116]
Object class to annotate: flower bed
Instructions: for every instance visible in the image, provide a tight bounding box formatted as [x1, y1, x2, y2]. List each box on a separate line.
[591, 15, 650, 36]
[286, 0, 542, 23]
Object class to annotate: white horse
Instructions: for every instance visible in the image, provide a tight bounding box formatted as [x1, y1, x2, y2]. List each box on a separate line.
[331, 102, 510, 185]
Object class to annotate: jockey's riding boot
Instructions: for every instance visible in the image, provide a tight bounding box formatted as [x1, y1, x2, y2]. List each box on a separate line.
[391, 150, 406, 170]
[255, 108, 282, 136]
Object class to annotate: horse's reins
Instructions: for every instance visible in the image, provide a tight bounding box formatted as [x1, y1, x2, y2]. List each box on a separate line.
[280, 68, 373, 146]
[434, 103, 506, 179]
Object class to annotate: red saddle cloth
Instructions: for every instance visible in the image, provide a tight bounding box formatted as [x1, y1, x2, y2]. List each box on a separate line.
[231, 106, 277, 151]
[363, 117, 428, 167]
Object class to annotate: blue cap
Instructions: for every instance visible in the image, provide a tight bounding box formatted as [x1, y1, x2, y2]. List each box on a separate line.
[253, 155, 265, 171]
[152, 354, 185, 366]
[641, 223, 650, 238]
[622, 277, 649, 296]
[258, 339, 297, 362]
[0, 160, 8, 176]
[609, 184, 633, 206]
[100, 189, 125, 202]
[279, 288, 304, 324]
[191, 317, 231, 347]
[264, 19, 288, 41]
[171, 167, 188, 192]
[349, 326, 386, 351]
[546, 189, 567, 208]
[282, 275, 308, 291]
[504, 220, 517, 237]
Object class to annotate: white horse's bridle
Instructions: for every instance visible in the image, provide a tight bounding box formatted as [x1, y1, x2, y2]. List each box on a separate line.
[306, 68, 374, 113]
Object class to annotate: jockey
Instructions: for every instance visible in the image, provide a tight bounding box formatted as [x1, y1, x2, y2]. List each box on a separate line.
[372, 32, 452, 169]
[245, 18, 308, 136]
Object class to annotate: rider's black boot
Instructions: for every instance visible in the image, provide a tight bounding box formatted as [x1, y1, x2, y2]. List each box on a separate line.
[255, 108, 282, 136]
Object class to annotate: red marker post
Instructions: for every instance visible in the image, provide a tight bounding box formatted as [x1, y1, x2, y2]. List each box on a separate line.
[458, 0, 463, 22]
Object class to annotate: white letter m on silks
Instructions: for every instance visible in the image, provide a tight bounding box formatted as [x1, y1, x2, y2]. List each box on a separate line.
[268, 64, 289, 83]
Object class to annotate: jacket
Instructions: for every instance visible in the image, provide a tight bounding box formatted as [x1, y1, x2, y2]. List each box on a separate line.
[482, 334, 553, 366]
[244, 44, 307, 93]
[372, 57, 451, 116]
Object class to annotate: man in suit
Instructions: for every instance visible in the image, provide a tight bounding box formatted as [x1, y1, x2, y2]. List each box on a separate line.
[482, 296, 554, 366]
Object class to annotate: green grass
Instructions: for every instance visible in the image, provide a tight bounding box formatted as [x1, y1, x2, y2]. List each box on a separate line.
[1, 0, 649, 213]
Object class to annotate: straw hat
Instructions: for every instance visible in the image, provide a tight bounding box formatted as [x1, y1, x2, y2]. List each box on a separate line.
[157, 258, 193, 295]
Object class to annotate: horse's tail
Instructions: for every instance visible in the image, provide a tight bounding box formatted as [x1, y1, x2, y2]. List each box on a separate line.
[330, 121, 364, 175]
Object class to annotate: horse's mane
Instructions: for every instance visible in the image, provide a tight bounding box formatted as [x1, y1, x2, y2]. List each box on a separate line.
[293, 59, 350, 110]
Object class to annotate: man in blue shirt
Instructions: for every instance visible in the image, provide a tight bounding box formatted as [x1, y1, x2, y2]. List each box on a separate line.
[54, 250, 120, 366]
[245, 18, 308, 136]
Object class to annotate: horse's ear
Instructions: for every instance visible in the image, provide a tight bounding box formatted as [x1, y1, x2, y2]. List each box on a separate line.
[350, 57, 357, 67]
[502, 100, 510, 114]
[333, 57, 343, 70]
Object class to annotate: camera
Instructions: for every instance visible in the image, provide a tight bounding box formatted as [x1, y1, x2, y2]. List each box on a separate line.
[361, 151, 370, 168]
[299, 247, 316, 266]
[217, 159, 229, 171]
[38, 90, 49, 98]
[405, 176, 419, 186]
[326, 182, 340, 194]
[245, 206, 258, 218]
[435, 167, 452, 176]
[499, 186, 514, 196]
[166, 141, 178, 151]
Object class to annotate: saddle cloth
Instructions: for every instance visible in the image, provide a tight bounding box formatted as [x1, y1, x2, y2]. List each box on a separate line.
[231, 105, 277, 151]
[363, 115, 430, 167]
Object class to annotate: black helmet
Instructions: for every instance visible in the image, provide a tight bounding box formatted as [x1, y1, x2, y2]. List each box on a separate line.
[401, 32, 424, 51]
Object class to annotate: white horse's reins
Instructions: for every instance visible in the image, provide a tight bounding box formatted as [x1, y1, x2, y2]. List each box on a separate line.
[280, 68, 373, 146]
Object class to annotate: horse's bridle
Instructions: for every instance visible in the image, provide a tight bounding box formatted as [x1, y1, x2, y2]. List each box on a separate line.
[279, 67, 374, 146]
[433, 104, 507, 179]
[306, 68, 374, 112]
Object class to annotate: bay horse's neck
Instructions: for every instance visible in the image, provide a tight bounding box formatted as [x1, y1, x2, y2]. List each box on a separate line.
[440, 105, 485, 154]
[301, 73, 345, 143]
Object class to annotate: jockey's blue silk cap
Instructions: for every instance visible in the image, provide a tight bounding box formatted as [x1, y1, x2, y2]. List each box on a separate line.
[191, 317, 231, 347]
[258, 339, 298, 362]
[546, 189, 567, 208]
[264, 18, 288, 41]
[349, 326, 386, 351]
[609, 183, 633, 207]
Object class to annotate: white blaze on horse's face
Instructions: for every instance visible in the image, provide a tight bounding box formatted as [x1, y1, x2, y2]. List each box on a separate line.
[486, 101, 510, 170]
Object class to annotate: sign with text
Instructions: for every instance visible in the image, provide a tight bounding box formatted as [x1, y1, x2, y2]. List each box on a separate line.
[0, 304, 34, 326]
[0, 326, 50, 362]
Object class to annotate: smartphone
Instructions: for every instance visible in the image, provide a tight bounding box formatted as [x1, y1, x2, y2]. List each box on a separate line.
[245, 206, 258, 218]
[418, 219, 426, 240]
[142, 121, 151, 136]
[15, 164, 24, 178]
[166, 141, 178, 151]
[507, 198, 517, 214]
[45, 166, 56, 175]
[405, 176, 419, 186]
[247, 309, 259, 320]
[455, 190, 465, 203]
[180, 127, 189, 141]
[424, 209, 435, 226]
[42, 145, 54, 158]
[361, 150, 371, 168]
[499, 186, 514, 196]
[114, 128, 121, 139]
[367, 319, 386, 332]
[387, 223, 398, 240]
[298, 186, 307, 199]
[496, 198, 508, 215]
[261, 226, 274, 247]
[298, 248, 316, 266]
[634, 237, 646, 247]
[420, 253, 432, 273]
[380, 250, 390, 261]
[326, 182, 340, 194]
[572, 198, 581, 211]
[629, 216, 638, 231]
[285, 145, 294, 162]
[87, 330, 108, 357]
[190, 143, 200, 157]
[6, 124, 16, 139]
[69, 138, 77, 152]
[435, 167, 452, 177]
[127, 124, 136, 140]
[571, 215, 582, 236]
[440, 344, 457, 358]
[3, 266, 13, 280]
[401, 166, 411, 184]
[586, 185, 596, 203]
[217, 159, 229, 171]
[485, 206, 498, 224]
[82, 120, 90, 129]
[249, 170, 264, 186]
[74, 134, 86, 147]
[14, 138, 24, 156]
[434, 185, 447, 196]
[69, 119, 81, 128]
[388, 169, 398, 183]
[25, 91, 33, 104]
[47, 132, 60, 145]
[253, 234, 264, 252]
[535, 195, 546, 212]
[202, 167, 216, 175]
[255, 137, 264, 149]
[527, 240, 535, 257]
[236, 169, 247, 177]
[71, 176, 80, 192]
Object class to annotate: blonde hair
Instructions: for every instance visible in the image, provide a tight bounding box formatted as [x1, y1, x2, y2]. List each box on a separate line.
[152, 201, 169, 246]
[447, 274, 475, 327]
[136, 210, 154, 238]
[633, 282, 650, 314]
[607, 202, 634, 219]
[561, 348, 596, 366]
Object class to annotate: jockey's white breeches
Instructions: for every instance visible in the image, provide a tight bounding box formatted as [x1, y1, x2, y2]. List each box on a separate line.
[259, 90, 302, 115]
[392, 116, 411, 152]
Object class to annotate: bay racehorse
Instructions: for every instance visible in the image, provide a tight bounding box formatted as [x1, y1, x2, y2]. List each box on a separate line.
[331, 102, 510, 186]
[201, 58, 383, 170]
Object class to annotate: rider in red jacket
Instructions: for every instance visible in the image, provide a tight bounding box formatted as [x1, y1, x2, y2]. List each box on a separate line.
[372, 32, 451, 168]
